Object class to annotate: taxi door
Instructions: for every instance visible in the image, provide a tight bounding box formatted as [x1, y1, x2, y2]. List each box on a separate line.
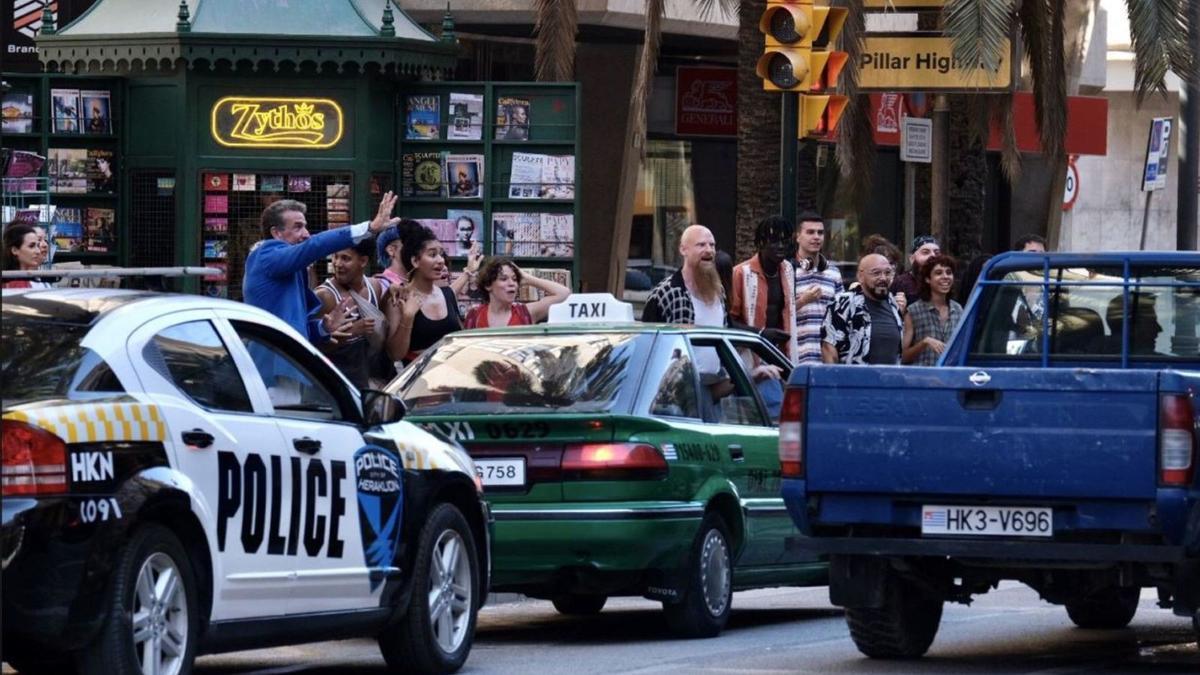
[218, 313, 383, 614]
[126, 311, 295, 621]
[686, 335, 788, 568]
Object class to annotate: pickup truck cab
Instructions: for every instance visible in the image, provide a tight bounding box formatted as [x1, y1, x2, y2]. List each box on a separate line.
[780, 252, 1200, 658]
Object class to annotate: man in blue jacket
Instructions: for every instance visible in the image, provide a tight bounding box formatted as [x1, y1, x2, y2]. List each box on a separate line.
[243, 191, 399, 344]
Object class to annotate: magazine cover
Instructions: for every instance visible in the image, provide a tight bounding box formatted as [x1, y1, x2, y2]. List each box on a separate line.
[495, 96, 531, 140]
[406, 95, 440, 140]
[51, 88, 81, 133]
[204, 173, 229, 191]
[203, 283, 230, 299]
[53, 208, 85, 251]
[287, 175, 312, 192]
[204, 194, 228, 214]
[204, 216, 228, 232]
[448, 92, 484, 140]
[3, 150, 44, 192]
[232, 173, 256, 191]
[540, 155, 576, 199]
[85, 207, 116, 252]
[326, 183, 350, 198]
[50, 148, 89, 193]
[540, 213, 575, 257]
[2, 91, 34, 134]
[508, 152, 545, 198]
[445, 154, 483, 199]
[446, 209, 483, 255]
[87, 148, 115, 192]
[205, 261, 228, 282]
[203, 239, 228, 259]
[260, 175, 285, 192]
[401, 151, 445, 197]
[80, 90, 112, 134]
[417, 218, 459, 257]
[491, 213, 517, 256]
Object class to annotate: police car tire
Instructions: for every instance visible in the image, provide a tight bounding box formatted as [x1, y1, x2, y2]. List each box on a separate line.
[77, 523, 199, 675]
[662, 513, 732, 639]
[551, 594, 607, 615]
[844, 572, 943, 659]
[379, 503, 479, 674]
[1064, 587, 1139, 629]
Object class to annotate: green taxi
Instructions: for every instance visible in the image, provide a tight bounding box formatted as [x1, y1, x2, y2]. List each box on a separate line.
[389, 295, 826, 637]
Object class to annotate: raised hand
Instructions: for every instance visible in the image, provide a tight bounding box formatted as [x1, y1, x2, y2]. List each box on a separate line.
[370, 191, 401, 235]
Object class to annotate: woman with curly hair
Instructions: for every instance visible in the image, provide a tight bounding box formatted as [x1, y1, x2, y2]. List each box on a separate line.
[463, 257, 570, 328]
[384, 224, 462, 364]
[902, 253, 963, 366]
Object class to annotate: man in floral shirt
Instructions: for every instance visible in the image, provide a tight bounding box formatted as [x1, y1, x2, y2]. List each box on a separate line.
[821, 253, 906, 365]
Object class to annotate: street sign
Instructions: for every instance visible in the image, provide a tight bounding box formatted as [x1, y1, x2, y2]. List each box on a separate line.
[864, 0, 945, 7]
[1142, 117, 1173, 192]
[900, 117, 932, 163]
[858, 36, 1014, 91]
[1062, 159, 1079, 211]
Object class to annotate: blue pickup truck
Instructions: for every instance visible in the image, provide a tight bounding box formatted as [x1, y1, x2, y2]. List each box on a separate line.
[781, 252, 1200, 657]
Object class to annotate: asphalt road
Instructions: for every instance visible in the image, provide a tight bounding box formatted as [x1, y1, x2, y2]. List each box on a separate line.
[185, 583, 1198, 675]
[6, 583, 1196, 674]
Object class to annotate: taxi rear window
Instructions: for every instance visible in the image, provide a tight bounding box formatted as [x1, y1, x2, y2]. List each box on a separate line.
[1, 319, 124, 406]
[394, 333, 645, 415]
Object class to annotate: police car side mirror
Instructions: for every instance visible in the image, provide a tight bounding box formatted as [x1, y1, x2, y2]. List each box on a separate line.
[362, 390, 406, 426]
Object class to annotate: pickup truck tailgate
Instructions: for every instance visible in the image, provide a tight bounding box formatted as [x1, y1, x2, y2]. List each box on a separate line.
[805, 366, 1160, 500]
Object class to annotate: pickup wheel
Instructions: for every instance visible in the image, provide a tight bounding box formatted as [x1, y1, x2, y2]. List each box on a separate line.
[76, 523, 199, 675]
[845, 572, 943, 659]
[1065, 587, 1139, 629]
[379, 503, 479, 674]
[552, 594, 607, 615]
[662, 513, 733, 639]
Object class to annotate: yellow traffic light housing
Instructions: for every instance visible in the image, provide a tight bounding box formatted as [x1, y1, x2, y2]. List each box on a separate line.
[799, 94, 848, 139]
[757, 2, 850, 92]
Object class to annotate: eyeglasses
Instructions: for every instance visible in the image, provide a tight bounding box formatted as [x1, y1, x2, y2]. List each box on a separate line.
[864, 269, 895, 280]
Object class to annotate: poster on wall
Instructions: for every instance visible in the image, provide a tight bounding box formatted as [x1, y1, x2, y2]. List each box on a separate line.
[3, 1, 99, 72]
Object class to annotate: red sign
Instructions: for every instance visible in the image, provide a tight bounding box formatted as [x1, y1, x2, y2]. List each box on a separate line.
[676, 67, 737, 137]
[869, 92, 1108, 156]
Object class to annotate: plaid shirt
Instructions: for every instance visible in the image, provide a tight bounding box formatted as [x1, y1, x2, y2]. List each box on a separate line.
[793, 255, 842, 364]
[907, 299, 964, 366]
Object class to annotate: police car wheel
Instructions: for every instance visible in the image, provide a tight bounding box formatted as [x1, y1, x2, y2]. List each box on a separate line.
[551, 594, 607, 615]
[663, 513, 732, 639]
[379, 503, 479, 674]
[77, 524, 199, 675]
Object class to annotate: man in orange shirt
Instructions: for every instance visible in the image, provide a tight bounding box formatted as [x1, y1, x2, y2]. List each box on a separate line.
[730, 215, 798, 364]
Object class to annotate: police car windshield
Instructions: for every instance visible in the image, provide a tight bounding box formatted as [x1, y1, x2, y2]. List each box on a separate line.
[1, 319, 125, 407]
[394, 333, 642, 415]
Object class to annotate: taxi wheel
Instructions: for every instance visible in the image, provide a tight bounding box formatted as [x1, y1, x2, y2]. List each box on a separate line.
[662, 513, 732, 639]
[77, 523, 199, 675]
[380, 503, 479, 674]
[551, 594, 607, 615]
[845, 571, 943, 659]
[1065, 587, 1139, 629]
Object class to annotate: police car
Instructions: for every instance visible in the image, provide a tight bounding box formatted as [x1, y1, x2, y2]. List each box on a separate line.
[1, 288, 489, 674]
[392, 294, 827, 638]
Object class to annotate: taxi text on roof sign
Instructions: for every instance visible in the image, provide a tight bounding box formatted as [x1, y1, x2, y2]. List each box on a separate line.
[547, 293, 635, 323]
[857, 36, 1014, 92]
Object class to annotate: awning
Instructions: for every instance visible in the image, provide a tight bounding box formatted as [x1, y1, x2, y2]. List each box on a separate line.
[37, 0, 456, 76]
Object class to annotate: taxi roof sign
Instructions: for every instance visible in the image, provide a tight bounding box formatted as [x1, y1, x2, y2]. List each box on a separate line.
[548, 293, 635, 324]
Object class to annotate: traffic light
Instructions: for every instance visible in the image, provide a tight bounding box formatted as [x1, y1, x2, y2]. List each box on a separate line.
[756, 1, 849, 93]
[800, 94, 848, 139]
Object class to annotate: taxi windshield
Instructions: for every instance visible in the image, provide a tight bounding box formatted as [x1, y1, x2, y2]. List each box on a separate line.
[1, 318, 125, 407]
[393, 332, 644, 415]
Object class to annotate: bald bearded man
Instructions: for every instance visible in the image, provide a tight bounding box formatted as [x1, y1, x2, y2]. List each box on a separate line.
[821, 252, 905, 365]
[642, 224, 728, 327]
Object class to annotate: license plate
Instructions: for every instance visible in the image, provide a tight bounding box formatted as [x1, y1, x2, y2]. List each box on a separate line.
[921, 505, 1052, 537]
[473, 458, 526, 487]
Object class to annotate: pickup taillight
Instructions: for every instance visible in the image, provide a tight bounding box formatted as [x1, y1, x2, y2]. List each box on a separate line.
[779, 387, 806, 478]
[561, 443, 667, 481]
[1160, 394, 1197, 487]
[2, 420, 68, 496]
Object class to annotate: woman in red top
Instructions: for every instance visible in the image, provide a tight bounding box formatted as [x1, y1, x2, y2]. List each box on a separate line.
[463, 258, 571, 328]
[3, 223, 50, 289]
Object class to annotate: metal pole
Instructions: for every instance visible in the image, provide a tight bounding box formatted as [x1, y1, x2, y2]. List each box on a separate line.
[1139, 191, 1153, 250]
[781, 93, 798, 224]
[930, 94, 950, 243]
[903, 162, 916, 248]
[1179, 0, 1199, 251]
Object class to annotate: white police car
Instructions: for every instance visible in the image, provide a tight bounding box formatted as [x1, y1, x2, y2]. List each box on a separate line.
[1, 288, 489, 675]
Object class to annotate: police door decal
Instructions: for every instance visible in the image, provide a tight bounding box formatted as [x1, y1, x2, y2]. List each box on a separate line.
[354, 445, 404, 590]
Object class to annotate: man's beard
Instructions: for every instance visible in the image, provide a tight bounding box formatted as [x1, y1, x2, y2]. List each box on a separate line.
[691, 262, 723, 304]
[864, 282, 890, 301]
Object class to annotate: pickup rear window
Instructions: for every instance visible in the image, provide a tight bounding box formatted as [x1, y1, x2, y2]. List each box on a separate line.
[969, 265, 1199, 362]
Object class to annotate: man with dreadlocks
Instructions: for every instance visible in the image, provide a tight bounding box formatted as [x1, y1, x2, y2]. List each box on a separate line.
[730, 215, 799, 364]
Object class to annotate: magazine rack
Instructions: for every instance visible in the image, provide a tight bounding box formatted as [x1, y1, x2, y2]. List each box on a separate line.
[396, 82, 580, 316]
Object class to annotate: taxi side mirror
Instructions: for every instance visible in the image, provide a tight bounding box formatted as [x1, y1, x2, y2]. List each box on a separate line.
[362, 390, 406, 426]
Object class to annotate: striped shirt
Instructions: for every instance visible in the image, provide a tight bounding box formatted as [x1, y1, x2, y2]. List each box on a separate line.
[793, 255, 843, 364]
[907, 299, 964, 366]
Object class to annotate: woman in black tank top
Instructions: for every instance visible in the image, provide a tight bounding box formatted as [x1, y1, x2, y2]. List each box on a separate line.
[385, 225, 462, 364]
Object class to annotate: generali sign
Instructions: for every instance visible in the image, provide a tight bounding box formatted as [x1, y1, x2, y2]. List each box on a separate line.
[211, 97, 344, 149]
[675, 67, 737, 137]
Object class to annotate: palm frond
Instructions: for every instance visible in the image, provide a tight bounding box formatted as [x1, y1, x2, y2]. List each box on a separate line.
[1041, 0, 1067, 162]
[693, 0, 739, 21]
[533, 0, 579, 82]
[943, 0, 1016, 83]
[833, 0, 872, 196]
[631, 0, 665, 158]
[835, 0, 865, 91]
[1124, 0, 1192, 103]
[992, 93, 1020, 181]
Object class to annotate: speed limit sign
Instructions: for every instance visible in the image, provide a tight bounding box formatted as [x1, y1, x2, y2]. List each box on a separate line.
[1062, 159, 1080, 211]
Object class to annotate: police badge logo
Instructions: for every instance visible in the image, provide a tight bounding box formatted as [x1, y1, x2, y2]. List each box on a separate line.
[354, 445, 403, 590]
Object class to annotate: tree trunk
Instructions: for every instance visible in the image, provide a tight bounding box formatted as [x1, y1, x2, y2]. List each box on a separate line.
[735, 0, 781, 263]
[946, 96, 987, 261]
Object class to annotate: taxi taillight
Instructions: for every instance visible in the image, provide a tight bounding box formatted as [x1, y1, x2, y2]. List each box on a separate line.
[779, 387, 806, 478]
[2, 420, 68, 496]
[1160, 394, 1196, 487]
[561, 443, 667, 481]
